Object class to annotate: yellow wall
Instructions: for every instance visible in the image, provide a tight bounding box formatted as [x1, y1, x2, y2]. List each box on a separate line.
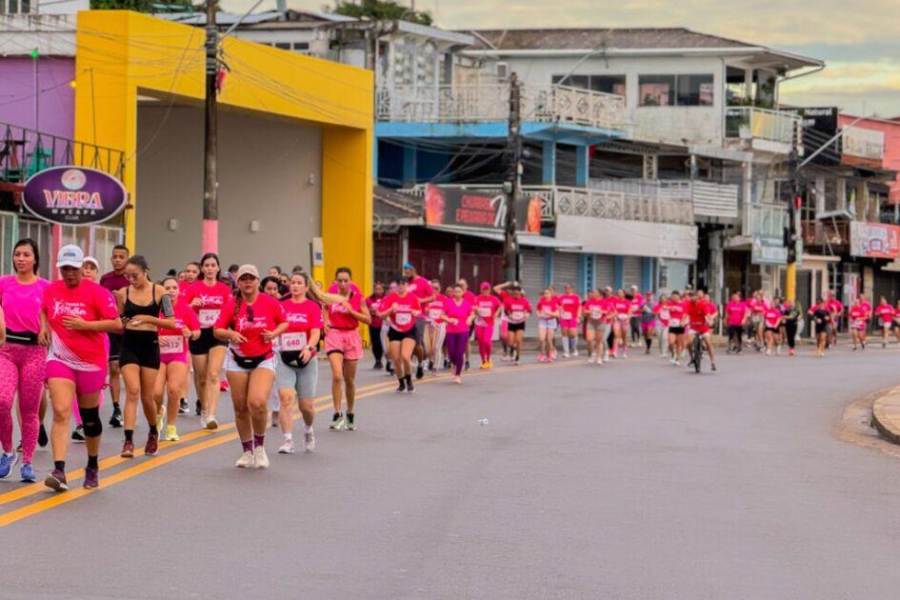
[73, 10, 373, 292]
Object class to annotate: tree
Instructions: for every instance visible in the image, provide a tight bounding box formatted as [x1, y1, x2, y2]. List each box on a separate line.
[89, 0, 199, 13]
[332, 0, 433, 26]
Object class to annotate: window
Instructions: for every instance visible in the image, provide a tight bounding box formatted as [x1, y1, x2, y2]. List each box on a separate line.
[274, 43, 291, 50]
[552, 74, 626, 96]
[639, 74, 715, 107]
[292, 42, 309, 52]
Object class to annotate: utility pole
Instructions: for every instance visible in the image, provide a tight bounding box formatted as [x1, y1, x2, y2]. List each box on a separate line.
[502, 72, 522, 283]
[785, 123, 801, 302]
[202, 0, 219, 255]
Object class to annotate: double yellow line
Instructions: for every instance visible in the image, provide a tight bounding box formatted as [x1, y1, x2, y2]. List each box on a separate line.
[0, 361, 572, 528]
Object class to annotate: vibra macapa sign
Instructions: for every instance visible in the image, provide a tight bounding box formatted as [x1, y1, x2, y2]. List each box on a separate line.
[23, 166, 128, 226]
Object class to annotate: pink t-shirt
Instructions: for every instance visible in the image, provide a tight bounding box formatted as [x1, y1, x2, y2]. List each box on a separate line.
[443, 298, 473, 334]
[630, 293, 644, 311]
[328, 282, 362, 295]
[158, 301, 202, 358]
[280, 298, 323, 352]
[859, 302, 872, 319]
[748, 298, 767, 315]
[184, 280, 234, 329]
[725, 301, 748, 327]
[558, 294, 580, 321]
[653, 302, 670, 326]
[875, 304, 895, 323]
[42, 279, 120, 370]
[667, 300, 686, 325]
[462, 291, 477, 305]
[407, 277, 434, 304]
[827, 299, 845, 317]
[503, 295, 533, 324]
[536, 296, 560, 319]
[327, 292, 364, 330]
[381, 292, 421, 333]
[214, 293, 286, 358]
[849, 305, 867, 327]
[473, 294, 501, 327]
[613, 298, 631, 320]
[763, 308, 781, 329]
[583, 298, 607, 322]
[0, 275, 50, 334]
[425, 296, 447, 324]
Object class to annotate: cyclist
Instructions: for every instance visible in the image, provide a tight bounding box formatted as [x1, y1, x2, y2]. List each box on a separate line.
[686, 290, 718, 372]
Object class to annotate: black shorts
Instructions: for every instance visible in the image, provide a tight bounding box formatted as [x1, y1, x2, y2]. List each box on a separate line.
[189, 328, 227, 355]
[119, 329, 160, 369]
[388, 328, 417, 343]
[765, 327, 779, 334]
[507, 322, 526, 332]
[669, 326, 685, 335]
[108, 333, 123, 363]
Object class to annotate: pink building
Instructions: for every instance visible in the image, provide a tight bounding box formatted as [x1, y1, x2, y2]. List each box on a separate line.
[838, 114, 900, 204]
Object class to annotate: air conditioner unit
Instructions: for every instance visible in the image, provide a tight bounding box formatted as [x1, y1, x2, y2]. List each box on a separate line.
[495, 62, 509, 80]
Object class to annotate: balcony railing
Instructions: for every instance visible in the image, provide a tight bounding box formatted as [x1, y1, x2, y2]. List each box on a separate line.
[725, 107, 801, 145]
[377, 83, 627, 130]
[802, 220, 849, 248]
[742, 202, 787, 238]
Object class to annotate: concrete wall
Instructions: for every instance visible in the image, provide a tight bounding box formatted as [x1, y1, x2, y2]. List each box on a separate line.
[0, 56, 74, 137]
[494, 55, 726, 146]
[135, 104, 322, 273]
[554, 214, 698, 261]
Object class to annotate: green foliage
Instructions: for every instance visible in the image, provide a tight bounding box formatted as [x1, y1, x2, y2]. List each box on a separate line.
[89, 0, 199, 13]
[332, 0, 433, 25]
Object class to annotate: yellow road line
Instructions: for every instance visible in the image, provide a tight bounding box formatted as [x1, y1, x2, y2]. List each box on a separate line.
[0, 361, 573, 527]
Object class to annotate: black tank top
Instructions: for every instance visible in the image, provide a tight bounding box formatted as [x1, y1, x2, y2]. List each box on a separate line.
[124, 286, 160, 319]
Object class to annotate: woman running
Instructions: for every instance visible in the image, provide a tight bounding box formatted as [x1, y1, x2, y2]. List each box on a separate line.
[611, 289, 631, 359]
[0, 239, 49, 482]
[666, 291, 686, 365]
[185, 253, 232, 430]
[260, 277, 284, 427]
[115, 256, 176, 458]
[849, 297, 869, 351]
[558, 284, 581, 358]
[41, 245, 122, 492]
[379, 277, 422, 392]
[582, 289, 607, 365]
[443, 284, 475, 384]
[71, 256, 104, 442]
[640, 293, 656, 355]
[763, 302, 782, 355]
[154, 276, 201, 442]
[366, 282, 386, 371]
[809, 298, 832, 357]
[495, 282, 532, 365]
[472, 283, 501, 369]
[423, 279, 447, 373]
[781, 299, 800, 356]
[536, 288, 560, 363]
[321, 267, 371, 431]
[653, 294, 670, 358]
[214, 265, 287, 469]
[275, 272, 322, 454]
[875, 296, 894, 348]
[724, 293, 748, 355]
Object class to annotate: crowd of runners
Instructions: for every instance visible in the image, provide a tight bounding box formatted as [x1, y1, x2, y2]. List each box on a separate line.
[0, 239, 895, 492]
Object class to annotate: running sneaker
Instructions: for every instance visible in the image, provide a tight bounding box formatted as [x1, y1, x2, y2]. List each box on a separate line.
[199, 414, 208, 429]
[37, 424, 48, 447]
[83, 466, 99, 490]
[589, 355, 596, 364]
[156, 406, 166, 433]
[206, 415, 218, 431]
[416, 363, 425, 380]
[220, 380, 229, 392]
[195, 400, 202, 416]
[346, 413, 357, 430]
[0, 452, 18, 479]
[572, 349, 579, 357]
[20, 462, 35, 483]
[145, 433, 159, 457]
[711, 363, 717, 372]
[179, 398, 190, 414]
[235, 451, 254, 468]
[271, 410, 279, 428]
[278, 439, 294, 454]
[373, 361, 383, 371]
[453, 376, 461, 384]
[44, 469, 68, 493]
[304, 429, 316, 452]
[253, 446, 270, 469]
[789, 348, 795, 356]
[109, 405, 123, 428]
[396, 379, 407, 393]
[464, 359, 470, 371]
[538, 354, 546, 363]
[71, 425, 85, 442]
[563, 350, 571, 358]
[329, 413, 344, 431]
[163, 425, 180, 442]
[405, 378, 415, 394]
[120, 440, 135, 459]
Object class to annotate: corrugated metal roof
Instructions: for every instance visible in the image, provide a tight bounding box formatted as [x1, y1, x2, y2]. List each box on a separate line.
[462, 28, 756, 51]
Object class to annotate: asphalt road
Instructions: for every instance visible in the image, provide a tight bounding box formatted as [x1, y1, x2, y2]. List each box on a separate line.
[2, 344, 900, 599]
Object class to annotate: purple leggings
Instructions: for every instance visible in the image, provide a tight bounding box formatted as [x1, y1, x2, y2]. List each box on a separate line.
[445, 331, 468, 376]
[0, 343, 46, 463]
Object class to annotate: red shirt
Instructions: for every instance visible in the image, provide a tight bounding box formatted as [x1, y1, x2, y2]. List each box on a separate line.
[583, 298, 607, 322]
[875, 304, 895, 323]
[158, 301, 202, 355]
[653, 302, 670, 326]
[99, 271, 129, 294]
[667, 300, 686, 325]
[214, 293, 286, 358]
[473, 294, 501, 327]
[849, 305, 867, 325]
[463, 291, 477, 305]
[185, 280, 233, 329]
[381, 292, 421, 332]
[763, 308, 782, 329]
[327, 292, 364, 330]
[280, 298, 323, 352]
[747, 297, 767, 314]
[503, 295, 533, 324]
[406, 277, 434, 305]
[826, 299, 844, 317]
[42, 279, 120, 370]
[558, 294, 581, 321]
[687, 300, 716, 333]
[424, 296, 448, 324]
[365, 295, 384, 329]
[859, 302, 872, 319]
[536, 296, 560, 319]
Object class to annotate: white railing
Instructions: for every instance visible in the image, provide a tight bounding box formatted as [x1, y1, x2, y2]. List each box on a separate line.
[742, 202, 787, 238]
[377, 82, 627, 130]
[725, 107, 801, 145]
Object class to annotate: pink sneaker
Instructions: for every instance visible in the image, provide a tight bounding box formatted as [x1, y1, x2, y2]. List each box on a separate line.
[220, 380, 229, 392]
[538, 353, 546, 363]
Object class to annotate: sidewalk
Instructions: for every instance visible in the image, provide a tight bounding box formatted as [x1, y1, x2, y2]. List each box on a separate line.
[871, 386, 900, 445]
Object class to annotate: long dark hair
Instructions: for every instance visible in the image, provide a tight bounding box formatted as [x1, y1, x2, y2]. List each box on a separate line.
[13, 238, 40, 275]
[200, 252, 221, 280]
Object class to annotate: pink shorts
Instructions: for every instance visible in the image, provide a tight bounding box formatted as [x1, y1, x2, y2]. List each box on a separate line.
[641, 321, 656, 334]
[325, 328, 363, 361]
[559, 319, 578, 329]
[160, 350, 189, 365]
[46, 359, 107, 395]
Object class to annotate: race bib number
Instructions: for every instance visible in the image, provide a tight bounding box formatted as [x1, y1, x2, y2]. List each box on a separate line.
[660, 310, 670, 321]
[478, 307, 491, 317]
[199, 309, 219, 327]
[511, 311, 525, 322]
[561, 310, 573, 320]
[281, 332, 307, 351]
[590, 309, 602, 320]
[428, 308, 442, 321]
[159, 336, 184, 355]
[617, 313, 629, 321]
[395, 312, 412, 326]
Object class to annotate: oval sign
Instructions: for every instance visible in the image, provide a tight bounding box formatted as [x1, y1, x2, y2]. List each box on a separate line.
[23, 166, 128, 226]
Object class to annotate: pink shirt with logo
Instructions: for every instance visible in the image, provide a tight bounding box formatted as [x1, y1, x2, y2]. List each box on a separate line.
[763, 308, 782, 329]
[42, 279, 120, 370]
[425, 296, 448, 324]
[725, 301, 748, 327]
[184, 280, 233, 329]
[381, 292, 421, 333]
[327, 292, 364, 330]
[280, 298, 323, 353]
[214, 293, 286, 358]
[0, 275, 50, 334]
[849, 305, 867, 328]
[536, 296, 560, 319]
[875, 304, 895, 323]
[443, 298, 474, 334]
[502, 295, 533, 324]
[653, 302, 670, 326]
[583, 298, 607, 322]
[158, 301, 202, 359]
[558, 294, 581, 322]
[473, 294, 501, 327]
[613, 298, 631, 320]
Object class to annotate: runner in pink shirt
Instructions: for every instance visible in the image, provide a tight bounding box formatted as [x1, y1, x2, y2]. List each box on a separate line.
[472, 282, 501, 368]
[583, 289, 608, 365]
[724, 293, 749, 354]
[41, 245, 123, 493]
[457, 278, 477, 370]
[666, 291, 687, 365]
[443, 284, 475, 384]
[495, 281, 532, 365]
[423, 279, 447, 374]
[652, 294, 670, 358]
[536, 289, 560, 363]
[611, 289, 632, 359]
[403, 263, 435, 380]
[763, 304, 782, 355]
[628, 285, 644, 349]
[0, 239, 50, 483]
[848, 297, 869, 351]
[825, 292, 844, 348]
[558, 284, 582, 359]
[874, 296, 894, 348]
[378, 277, 423, 393]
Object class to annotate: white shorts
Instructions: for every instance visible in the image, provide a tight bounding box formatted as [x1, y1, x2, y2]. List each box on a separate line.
[225, 354, 277, 374]
[538, 318, 558, 330]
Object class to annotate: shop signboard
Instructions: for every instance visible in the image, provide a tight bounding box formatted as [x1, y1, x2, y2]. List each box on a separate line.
[751, 236, 787, 265]
[23, 166, 128, 226]
[423, 184, 541, 233]
[850, 221, 900, 259]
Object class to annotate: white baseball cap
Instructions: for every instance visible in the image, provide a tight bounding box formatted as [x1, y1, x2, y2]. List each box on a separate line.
[83, 256, 100, 269]
[57, 244, 84, 269]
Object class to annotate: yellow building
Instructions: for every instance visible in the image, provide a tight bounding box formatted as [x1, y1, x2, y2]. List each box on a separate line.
[73, 10, 373, 290]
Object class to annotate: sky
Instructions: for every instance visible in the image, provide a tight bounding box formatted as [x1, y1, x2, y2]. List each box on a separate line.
[220, 0, 900, 117]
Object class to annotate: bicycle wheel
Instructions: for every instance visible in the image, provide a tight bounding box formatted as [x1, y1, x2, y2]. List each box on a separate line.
[693, 336, 702, 373]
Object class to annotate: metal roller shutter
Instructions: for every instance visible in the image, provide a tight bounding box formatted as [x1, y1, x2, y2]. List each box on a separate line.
[552, 252, 580, 294]
[519, 248, 546, 334]
[595, 255, 615, 290]
[623, 256, 643, 290]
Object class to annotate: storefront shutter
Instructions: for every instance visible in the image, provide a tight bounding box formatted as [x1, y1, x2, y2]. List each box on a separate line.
[595, 255, 615, 290]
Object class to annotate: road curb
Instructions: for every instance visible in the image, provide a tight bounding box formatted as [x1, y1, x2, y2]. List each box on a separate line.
[871, 386, 900, 445]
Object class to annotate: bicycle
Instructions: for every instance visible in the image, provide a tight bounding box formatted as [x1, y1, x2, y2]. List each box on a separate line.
[692, 333, 703, 374]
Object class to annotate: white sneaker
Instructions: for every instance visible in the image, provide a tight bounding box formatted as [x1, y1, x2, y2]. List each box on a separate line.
[595, 357, 604, 366]
[278, 439, 294, 454]
[588, 355, 596, 364]
[304, 429, 316, 452]
[235, 451, 254, 468]
[199, 413, 208, 428]
[563, 350, 571, 358]
[253, 446, 269, 469]
[206, 415, 218, 431]
[573, 350, 579, 357]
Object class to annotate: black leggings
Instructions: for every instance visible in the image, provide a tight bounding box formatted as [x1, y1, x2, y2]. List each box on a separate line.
[785, 320, 798, 349]
[727, 325, 743, 351]
[369, 325, 384, 363]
